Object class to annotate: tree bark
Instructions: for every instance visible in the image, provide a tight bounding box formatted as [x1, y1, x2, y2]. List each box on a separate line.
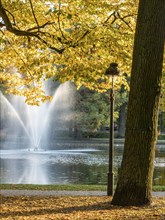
[118, 102, 126, 138]
[112, 0, 165, 206]
[74, 124, 83, 139]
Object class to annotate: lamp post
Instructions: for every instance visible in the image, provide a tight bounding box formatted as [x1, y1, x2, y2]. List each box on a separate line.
[105, 63, 120, 196]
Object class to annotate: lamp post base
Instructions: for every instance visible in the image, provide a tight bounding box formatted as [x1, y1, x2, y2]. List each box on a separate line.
[107, 172, 114, 196]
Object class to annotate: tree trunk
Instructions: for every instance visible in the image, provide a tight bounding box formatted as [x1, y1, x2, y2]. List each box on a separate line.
[118, 102, 126, 138]
[74, 124, 83, 139]
[158, 111, 164, 134]
[68, 120, 73, 137]
[112, 0, 165, 206]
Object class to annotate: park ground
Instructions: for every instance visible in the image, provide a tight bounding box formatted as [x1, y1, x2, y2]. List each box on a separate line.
[1, 194, 165, 220]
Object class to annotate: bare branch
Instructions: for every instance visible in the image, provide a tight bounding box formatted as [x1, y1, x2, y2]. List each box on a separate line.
[0, 29, 4, 34]
[27, 21, 55, 31]
[0, 22, 5, 27]
[122, 14, 137, 19]
[4, 8, 16, 25]
[28, 0, 40, 30]
[57, 1, 67, 42]
[102, 12, 117, 26]
[0, 1, 13, 30]
[116, 12, 133, 31]
[104, 12, 115, 24]
[111, 12, 117, 24]
[77, 30, 90, 43]
[35, 34, 65, 54]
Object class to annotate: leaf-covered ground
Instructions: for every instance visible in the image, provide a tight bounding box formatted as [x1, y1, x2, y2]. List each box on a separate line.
[1, 195, 165, 220]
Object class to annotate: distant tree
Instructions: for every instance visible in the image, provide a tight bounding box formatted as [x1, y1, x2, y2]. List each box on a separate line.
[72, 87, 109, 139]
[112, 0, 165, 206]
[116, 78, 129, 138]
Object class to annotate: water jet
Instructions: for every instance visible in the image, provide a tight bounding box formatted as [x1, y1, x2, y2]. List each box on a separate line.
[0, 81, 75, 184]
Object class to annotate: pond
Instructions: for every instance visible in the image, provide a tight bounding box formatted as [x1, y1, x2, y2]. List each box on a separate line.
[0, 140, 165, 186]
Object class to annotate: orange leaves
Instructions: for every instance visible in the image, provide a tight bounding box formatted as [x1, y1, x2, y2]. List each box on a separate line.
[1, 196, 165, 220]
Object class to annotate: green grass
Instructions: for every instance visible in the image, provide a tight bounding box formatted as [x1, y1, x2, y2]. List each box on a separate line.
[0, 184, 107, 191]
[152, 185, 165, 192]
[158, 134, 165, 140]
[0, 184, 164, 191]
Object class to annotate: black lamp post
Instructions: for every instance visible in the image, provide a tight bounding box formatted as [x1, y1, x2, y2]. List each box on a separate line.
[105, 63, 120, 196]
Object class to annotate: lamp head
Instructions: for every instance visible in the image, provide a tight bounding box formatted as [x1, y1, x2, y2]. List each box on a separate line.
[105, 63, 120, 77]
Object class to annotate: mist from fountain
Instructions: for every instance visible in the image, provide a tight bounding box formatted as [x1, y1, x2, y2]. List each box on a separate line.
[0, 81, 75, 184]
[1, 81, 74, 149]
[0, 95, 33, 145]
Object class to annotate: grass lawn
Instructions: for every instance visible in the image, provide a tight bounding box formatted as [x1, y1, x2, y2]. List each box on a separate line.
[0, 195, 165, 220]
[0, 184, 164, 191]
[0, 184, 107, 191]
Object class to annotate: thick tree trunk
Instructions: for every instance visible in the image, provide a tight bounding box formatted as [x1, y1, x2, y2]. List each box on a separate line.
[112, 0, 165, 206]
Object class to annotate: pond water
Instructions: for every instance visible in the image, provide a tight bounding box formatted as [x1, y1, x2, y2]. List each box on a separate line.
[0, 141, 164, 186]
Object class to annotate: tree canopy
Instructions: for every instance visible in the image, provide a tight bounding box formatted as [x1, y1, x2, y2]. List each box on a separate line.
[0, 0, 138, 104]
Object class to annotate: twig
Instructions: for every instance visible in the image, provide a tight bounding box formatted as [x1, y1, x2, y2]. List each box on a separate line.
[4, 8, 16, 25]
[57, 1, 67, 41]
[77, 30, 90, 43]
[27, 21, 55, 31]
[29, 0, 40, 31]
[116, 12, 133, 31]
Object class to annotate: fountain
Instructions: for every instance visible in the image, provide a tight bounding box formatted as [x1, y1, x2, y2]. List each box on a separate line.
[0, 81, 75, 184]
[0, 82, 164, 186]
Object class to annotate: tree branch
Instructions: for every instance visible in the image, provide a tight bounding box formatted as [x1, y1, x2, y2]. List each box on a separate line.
[0, 0, 95, 53]
[4, 8, 16, 25]
[36, 34, 65, 54]
[27, 21, 55, 31]
[57, 1, 68, 41]
[102, 11, 117, 26]
[77, 30, 90, 43]
[0, 1, 65, 53]
[0, 1, 37, 36]
[116, 12, 133, 31]
[28, 0, 40, 30]
[104, 12, 116, 24]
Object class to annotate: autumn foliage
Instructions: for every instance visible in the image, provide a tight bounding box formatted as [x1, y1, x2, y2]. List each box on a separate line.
[0, 0, 138, 105]
[1, 195, 165, 220]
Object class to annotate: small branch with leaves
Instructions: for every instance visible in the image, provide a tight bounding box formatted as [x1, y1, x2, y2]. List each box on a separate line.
[0, 0, 64, 53]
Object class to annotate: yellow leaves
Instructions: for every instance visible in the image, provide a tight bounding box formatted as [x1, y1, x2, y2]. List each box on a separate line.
[0, 0, 139, 104]
[0, 67, 53, 105]
[1, 196, 165, 220]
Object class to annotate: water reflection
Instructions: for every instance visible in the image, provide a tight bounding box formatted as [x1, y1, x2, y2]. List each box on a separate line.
[0, 145, 165, 186]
